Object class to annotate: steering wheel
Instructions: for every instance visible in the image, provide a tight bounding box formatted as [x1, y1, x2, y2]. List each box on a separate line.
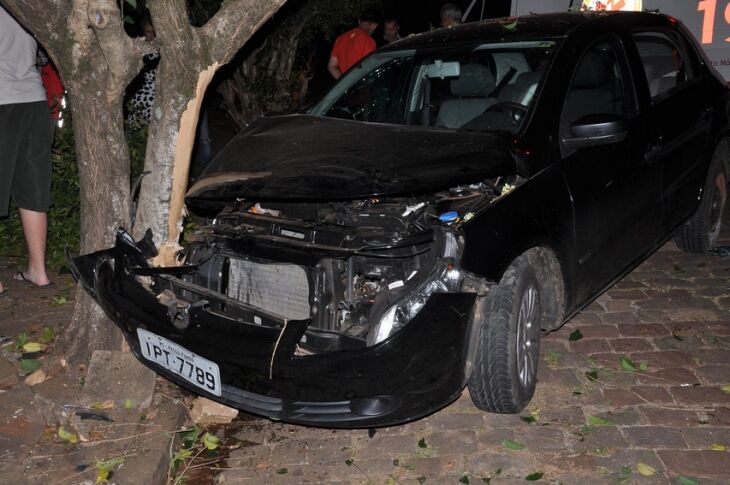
[328, 105, 365, 121]
[484, 102, 528, 126]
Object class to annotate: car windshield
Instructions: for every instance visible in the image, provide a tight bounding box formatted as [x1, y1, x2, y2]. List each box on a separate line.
[310, 40, 560, 134]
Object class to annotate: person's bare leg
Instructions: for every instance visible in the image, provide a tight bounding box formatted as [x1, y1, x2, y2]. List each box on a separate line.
[16, 208, 50, 286]
[0, 281, 5, 295]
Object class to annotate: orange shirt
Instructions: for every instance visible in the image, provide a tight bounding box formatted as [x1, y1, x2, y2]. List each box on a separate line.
[330, 27, 376, 74]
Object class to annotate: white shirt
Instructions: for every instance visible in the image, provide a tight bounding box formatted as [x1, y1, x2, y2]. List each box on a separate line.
[0, 7, 46, 105]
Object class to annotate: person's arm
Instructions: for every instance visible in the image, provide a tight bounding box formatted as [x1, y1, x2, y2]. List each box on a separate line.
[328, 55, 342, 80]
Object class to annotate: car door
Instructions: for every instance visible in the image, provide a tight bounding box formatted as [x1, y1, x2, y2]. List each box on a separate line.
[630, 29, 714, 233]
[559, 36, 662, 303]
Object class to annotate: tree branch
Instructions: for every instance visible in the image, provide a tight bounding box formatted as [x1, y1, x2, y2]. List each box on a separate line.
[199, 0, 288, 67]
[87, 0, 155, 104]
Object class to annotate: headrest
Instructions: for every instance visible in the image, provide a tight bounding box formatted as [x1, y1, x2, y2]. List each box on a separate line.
[572, 51, 609, 89]
[451, 64, 494, 96]
[642, 54, 677, 79]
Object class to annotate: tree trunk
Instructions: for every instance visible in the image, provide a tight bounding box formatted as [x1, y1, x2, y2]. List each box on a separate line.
[56, 84, 133, 363]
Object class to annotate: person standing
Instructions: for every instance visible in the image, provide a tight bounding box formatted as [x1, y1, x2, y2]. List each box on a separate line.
[328, 10, 380, 80]
[440, 3, 463, 28]
[0, 6, 53, 296]
[377, 16, 402, 48]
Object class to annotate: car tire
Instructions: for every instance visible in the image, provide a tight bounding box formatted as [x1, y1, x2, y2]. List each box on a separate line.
[467, 252, 545, 414]
[674, 156, 727, 253]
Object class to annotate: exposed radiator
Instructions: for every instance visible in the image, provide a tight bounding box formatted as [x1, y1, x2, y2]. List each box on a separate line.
[227, 258, 311, 320]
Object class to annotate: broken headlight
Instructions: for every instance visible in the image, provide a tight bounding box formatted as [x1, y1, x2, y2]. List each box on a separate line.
[367, 232, 463, 346]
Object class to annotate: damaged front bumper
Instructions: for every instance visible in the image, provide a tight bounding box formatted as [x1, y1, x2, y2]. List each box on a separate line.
[68, 230, 478, 428]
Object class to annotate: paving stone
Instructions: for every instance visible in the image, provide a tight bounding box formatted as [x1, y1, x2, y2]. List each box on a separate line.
[536, 367, 582, 388]
[694, 349, 730, 365]
[569, 338, 611, 354]
[629, 351, 698, 368]
[610, 338, 654, 352]
[636, 368, 699, 385]
[617, 323, 669, 337]
[695, 365, 730, 384]
[622, 426, 687, 448]
[603, 388, 643, 408]
[425, 411, 485, 432]
[630, 386, 674, 404]
[680, 427, 730, 449]
[707, 407, 730, 426]
[513, 426, 566, 452]
[659, 450, 730, 479]
[572, 427, 629, 454]
[606, 289, 647, 300]
[670, 386, 730, 405]
[600, 312, 641, 325]
[666, 321, 715, 336]
[642, 408, 702, 427]
[654, 335, 705, 351]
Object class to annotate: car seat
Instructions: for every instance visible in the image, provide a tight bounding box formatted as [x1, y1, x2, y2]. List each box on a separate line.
[563, 50, 618, 126]
[435, 63, 496, 128]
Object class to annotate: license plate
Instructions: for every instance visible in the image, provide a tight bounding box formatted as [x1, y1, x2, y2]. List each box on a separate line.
[137, 328, 221, 397]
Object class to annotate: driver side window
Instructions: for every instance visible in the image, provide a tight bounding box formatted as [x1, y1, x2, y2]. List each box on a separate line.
[562, 38, 632, 131]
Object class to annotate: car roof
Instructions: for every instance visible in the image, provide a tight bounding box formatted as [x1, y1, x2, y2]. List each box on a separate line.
[380, 12, 677, 51]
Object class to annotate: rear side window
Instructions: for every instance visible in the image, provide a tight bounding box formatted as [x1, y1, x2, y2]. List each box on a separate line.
[633, 31, 697, 100]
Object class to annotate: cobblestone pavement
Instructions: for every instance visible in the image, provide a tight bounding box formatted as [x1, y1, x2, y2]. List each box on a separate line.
[1, 217, 729, 484]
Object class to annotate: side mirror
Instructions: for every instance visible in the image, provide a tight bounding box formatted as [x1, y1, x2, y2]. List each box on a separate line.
[562, 114, 629, 149]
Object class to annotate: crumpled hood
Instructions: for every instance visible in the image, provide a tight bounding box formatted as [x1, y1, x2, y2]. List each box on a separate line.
[186, 114, 516, 210]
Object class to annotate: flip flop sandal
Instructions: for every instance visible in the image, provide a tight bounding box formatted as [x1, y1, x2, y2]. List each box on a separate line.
[13, 272, 56, 289]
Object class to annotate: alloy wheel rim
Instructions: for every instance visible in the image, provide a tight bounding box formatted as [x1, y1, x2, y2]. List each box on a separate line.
[709, 174, 727, 238]
[516, 285, 540, 388]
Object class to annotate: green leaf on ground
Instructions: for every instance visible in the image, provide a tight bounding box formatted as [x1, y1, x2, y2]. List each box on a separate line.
[22, 342, 45, 353]
[416, 477, 427, 484]
[123, 15, 135, 24]
[620, 357, 638, 372]
[418, 438, 427, 449]
[585, 370, 599, 381]
[636, 463, 656, 476]
[721, 385, 730, 394]
[710, 443, 726, 451]
[525, 471, 544, 481]
[58, 426, 78, 444]
[545, 350, 562, 368]
[201, 432, 220, 450]
[275, 468, 288, 475]
[95, 457, 124, 484]
[520, 415, 537, 424]
[52, 295, 67, 305]
[19, 358, 42, 373]
[14, 332, 28, 350]
[672, 333, 685, 341]
[501, 439, 525, 450]
[345, 459, 354, 466]
[639, 361, 649, 371]
[39, 327, 56, 344]
[586, 416, 614, 427]
[676, 476, 699, 485]
[617, 465, 632, 482]
[568, 329, 583, 341]
[123, 399, 134, 410]
[125, 0, 137, 9]
[459, 475, 470, 484]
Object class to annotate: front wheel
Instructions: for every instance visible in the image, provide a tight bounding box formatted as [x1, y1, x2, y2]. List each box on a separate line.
[467, 253, 543, 414]
[674, 156, 727, 253]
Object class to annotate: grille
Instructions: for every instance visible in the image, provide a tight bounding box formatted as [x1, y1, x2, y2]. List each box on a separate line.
[227, 258, 311, 320]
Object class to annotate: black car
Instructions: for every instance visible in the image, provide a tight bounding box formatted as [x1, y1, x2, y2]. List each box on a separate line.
[70, 12, 728, 427]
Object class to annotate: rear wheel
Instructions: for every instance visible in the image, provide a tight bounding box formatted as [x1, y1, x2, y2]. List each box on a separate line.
[467, 252, 544, 413]
[674, 156, 727, 253]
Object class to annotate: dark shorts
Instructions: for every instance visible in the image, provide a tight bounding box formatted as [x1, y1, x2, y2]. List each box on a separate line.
[0, 101, 52, 217]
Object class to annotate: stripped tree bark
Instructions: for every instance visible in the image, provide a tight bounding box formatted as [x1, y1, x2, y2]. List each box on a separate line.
[1, 0, 287, 363]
